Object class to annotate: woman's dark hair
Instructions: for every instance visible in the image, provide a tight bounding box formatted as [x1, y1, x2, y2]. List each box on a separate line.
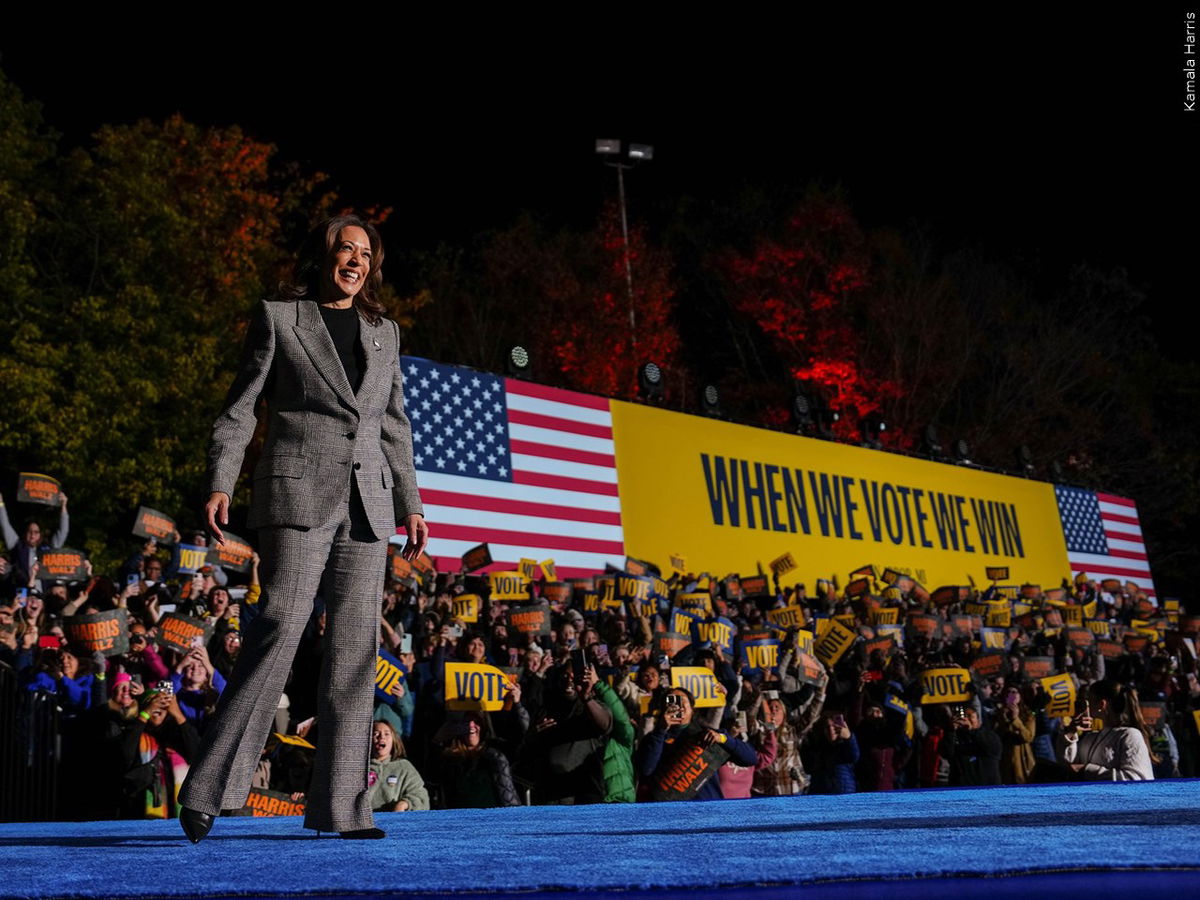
[278, 214, 387, 325]
[1088, 679, 1160, 764]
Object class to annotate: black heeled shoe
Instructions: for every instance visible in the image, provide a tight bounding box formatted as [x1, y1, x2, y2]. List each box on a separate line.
[338, 827, 386, 839]
[180, 806, 215, 844]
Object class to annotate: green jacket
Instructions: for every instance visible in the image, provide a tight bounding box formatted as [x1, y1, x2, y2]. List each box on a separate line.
[595, 681, 636, 803]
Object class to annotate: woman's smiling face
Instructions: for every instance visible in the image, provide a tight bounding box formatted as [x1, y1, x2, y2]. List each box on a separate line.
[322, 225, 372, 302]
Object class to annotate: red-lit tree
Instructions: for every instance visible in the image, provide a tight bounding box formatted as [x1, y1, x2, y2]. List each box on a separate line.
[409, 203, 681, 402]
[537, 202, 679, 400]
[724, 189, 901, 440]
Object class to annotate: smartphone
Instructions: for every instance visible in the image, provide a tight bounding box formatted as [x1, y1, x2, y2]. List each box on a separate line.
[127, 573, 140, 588]
[16, 588, 28, 607]
[570, 647, 587, 682]
[664, 693, 681, 716]
[448, 624, 464, 639]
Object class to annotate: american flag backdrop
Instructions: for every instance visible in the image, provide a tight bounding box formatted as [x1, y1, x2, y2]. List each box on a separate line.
[400, 356, 626, 578]
[1054, 486, 1156, 599]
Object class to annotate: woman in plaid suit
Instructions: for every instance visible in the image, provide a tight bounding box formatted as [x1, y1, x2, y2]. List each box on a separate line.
[178, 215, 427, 841]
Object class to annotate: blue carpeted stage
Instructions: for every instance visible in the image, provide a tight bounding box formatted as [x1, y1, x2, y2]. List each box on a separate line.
[4, 781, 1199, 899]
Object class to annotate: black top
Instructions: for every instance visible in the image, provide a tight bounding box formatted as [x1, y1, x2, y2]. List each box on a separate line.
[319, 303, 364, 395]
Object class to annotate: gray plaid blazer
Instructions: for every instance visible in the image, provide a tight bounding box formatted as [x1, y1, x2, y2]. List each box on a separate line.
[206, 298, 423, 539]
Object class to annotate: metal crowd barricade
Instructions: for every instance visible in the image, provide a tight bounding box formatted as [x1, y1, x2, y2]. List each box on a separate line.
[0, 661, 60, 822]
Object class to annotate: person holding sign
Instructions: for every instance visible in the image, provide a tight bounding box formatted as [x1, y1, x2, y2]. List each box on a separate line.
[635, 687, 757, 801]
[1058, 680, 1155, 781]
[179, 216, 428, 844]
[0, 490, 70, 589]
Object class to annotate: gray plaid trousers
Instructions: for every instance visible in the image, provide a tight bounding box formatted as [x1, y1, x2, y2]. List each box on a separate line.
[178, 480, 387, 832]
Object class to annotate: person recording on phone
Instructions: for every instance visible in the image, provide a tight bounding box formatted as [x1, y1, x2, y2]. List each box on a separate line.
[942, 704, 1001, 786]
[1057, 680, 1155, 781]
[177, 215, 428, 843]
[635, 686, 757, 801]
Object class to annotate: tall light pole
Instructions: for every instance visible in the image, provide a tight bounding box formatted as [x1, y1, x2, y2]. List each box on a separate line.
[595, 140, 653, 348]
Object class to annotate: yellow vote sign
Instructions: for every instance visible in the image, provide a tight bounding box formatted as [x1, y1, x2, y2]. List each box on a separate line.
[1040, 673, 1077, 718]
[767, 604, 806, 629]
[609, 401, 1071, 600]
[814, 619, 857, 667]
[869, 606, 899, 626]
[489, 571, 529, 601]
[445, 662, 515, 711]
[677, 592, 713, 613]
[920, 667, 973, 704]
[451, 593, 480, 623]
[670, 666, 727, 708]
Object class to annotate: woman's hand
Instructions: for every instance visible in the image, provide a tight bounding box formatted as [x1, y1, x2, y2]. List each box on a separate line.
[206, 492, 230, 545]
[400, 514, 428, 561]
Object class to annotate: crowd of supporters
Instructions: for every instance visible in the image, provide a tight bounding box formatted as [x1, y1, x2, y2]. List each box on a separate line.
[1, 488, 1195, 822]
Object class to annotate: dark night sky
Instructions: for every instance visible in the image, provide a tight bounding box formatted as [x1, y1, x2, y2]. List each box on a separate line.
[2, 10, 1192, 350]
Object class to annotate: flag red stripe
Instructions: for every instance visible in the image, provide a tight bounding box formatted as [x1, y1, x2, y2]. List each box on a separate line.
[1096, 493, 1136, 508]
[421, 489, 622, 526]
[1102, 548, 1148, 561]
[1069, 560, 1154, 582]
[1101, 513, 1141, 527]
[507, 378, 611, 411]
[510, 439, 616, 469]
[507, 408, 612, 439]
[432, 557, 600, 580]
[431, 523, 625, 555]
[514, 470, 620, 497]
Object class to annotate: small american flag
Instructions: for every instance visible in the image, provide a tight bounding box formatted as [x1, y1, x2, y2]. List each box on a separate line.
[401, 356, 625, 578]
[1055, 485, 1156, 599]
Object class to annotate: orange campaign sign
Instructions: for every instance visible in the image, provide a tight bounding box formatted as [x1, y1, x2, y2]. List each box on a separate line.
[18, 472, 62, 505]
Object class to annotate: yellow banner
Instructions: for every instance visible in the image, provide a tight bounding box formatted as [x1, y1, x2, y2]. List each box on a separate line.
[610, 401, 1070, 595]
[1040, 673, 1077, 719]
[670, 666, 727, 708]
[920, 667, 972, 704]
[539, 559, 557, 581]
[445, 662, 514, 711]
[518, 558, 538, 581]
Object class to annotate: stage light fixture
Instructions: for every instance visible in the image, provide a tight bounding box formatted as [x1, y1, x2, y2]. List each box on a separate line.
[921, 424, 943, 459]
[791, 388, 814, 434]
[953, 438, 972, 465]
[506, 345, 531, 377]
[859, 416, 885, 450]
[700, 384, 722, 418]
[628, 143, 654, 161]
[638, 361, 664, 401]
[1016, 445, 1035, 476]
[816, 407, 841, 441]
[595, 139, 621, 155]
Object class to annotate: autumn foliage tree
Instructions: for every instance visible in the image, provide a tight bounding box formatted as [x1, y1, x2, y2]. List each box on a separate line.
[723, 188, 900, 439]
[408, 202, 681, 402]
[0, 74, 334, 565]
